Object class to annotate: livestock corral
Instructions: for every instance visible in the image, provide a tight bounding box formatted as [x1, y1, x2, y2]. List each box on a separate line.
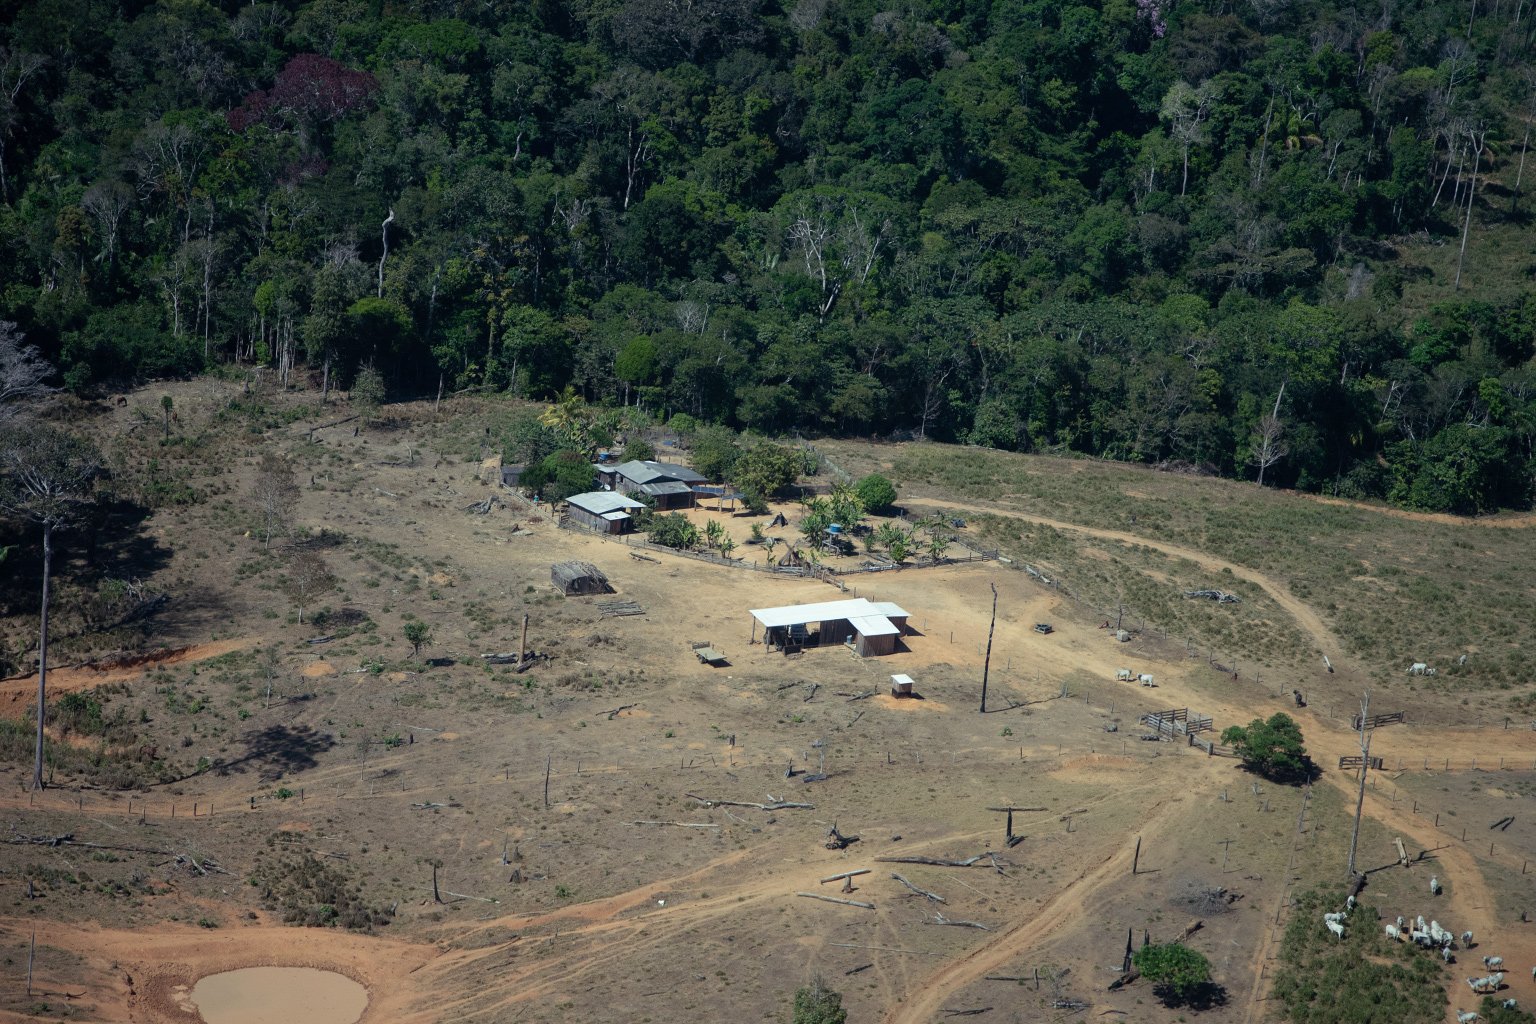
[2, 383, 1536, 1024]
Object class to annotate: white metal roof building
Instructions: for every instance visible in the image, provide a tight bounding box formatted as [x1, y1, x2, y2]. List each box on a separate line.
[748, 598, 911, 657]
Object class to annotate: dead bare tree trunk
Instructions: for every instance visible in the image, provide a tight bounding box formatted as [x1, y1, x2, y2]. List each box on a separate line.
[980, 582, 997, 713]
[1454, 128, 1485, 292]
[1347, 690, 1372, 879]
[377, 208, 394, 299]
[33, 523, 50, 791]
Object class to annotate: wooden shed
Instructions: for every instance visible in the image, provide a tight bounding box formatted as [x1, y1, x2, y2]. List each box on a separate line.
[552, 561, 613, 596]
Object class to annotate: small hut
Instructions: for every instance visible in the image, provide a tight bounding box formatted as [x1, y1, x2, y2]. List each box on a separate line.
[552, 561, 613, 596]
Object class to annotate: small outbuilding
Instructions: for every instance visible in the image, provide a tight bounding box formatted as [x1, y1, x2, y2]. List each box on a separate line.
[552, 561, 613, 596]
[565, 491, 647, 534]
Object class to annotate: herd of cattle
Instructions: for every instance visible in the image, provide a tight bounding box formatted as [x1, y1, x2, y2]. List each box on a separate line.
[1319, 888, 1526, 1023]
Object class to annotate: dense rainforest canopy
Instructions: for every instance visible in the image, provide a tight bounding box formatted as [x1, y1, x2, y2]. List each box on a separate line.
[1, 0, 1534, 511]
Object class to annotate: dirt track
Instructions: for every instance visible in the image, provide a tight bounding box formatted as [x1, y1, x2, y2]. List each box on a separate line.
[906, 497, 1349, 670]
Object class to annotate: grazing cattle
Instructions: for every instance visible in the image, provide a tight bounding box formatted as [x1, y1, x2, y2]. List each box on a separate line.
[1347, 895, 1356, 911]
[1397, 916, 1406, 930]
[1457, 1011, 1481, 1024]
[1326, 920, 1345, 939]
[1324, 912, 1345, 925]
[1417, 915, 1428, 933]
[1116, 668, 1133, 681]
[1430, 921, 1451, 945]
[1468, 973, 1504, 994]
[1138, 674, 1155, 687]
[1443, 947, 1455, 964]
[1411, 930, 1433, 947]
[1484, 956, 1504, 970]
[1408, 662, 1429, 675]
[1503, 1000, 1518, 1010]
[1385, 924, 1401, 941]
[1462, 931, 1474, 948]
[1430, 875, 1442, 895]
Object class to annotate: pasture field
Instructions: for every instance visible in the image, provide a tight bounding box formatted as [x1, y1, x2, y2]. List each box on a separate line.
[1, 382, 1534, 1024]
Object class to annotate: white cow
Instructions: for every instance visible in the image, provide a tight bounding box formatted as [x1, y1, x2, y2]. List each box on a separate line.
[1461, 930, 1474, 948]
[1430, 921, 1450, 945]
[1457, 1011, 1481, 1024]
[1408, 662, 1430, 675]
[1503, 999, 1518, 1010]
[1468, 973, 1504, 994]
[1116, 668, 1133, 681]
[1326, 919, 1345, 939]
[1443, 947, 1455, 964]
[1484, 956, 1504, 970]
[1346, 895, 1356, 911]
[1385, 924, 1402, 941]
[1138, 674, 1156, 687]
[1397, 916, 1406, 930]
[1417, 915, 1428, 932]
[1430, 875, 1441, 895]
[1411, 930, 1433, 947]
[1324, 911, 1345, 925]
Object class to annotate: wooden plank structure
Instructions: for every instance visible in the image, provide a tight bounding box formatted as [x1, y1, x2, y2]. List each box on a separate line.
[1140, 709, 1187, 737]
[1351, 710, 1406, 730]
[1338, 755, 1385, 770]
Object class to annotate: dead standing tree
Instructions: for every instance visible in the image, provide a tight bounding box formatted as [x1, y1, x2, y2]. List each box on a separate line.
[251, 452, 300, 550]
[1347, 689, 1373, 879]
[0, 322, 56, 423]
[283, 550, 336, 625]
[0, 423, 101, 791]
[1249, 380, 1287, 486]
[980, 581, 997, 713]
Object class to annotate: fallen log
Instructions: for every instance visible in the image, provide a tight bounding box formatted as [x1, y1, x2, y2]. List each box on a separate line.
[891, 873, 947, 903]
[1107, 969, 1139, 992]
[630, 820, 721, 829]
[797, 892, 875, 910]
[845, 963, 873, 976]
[876, 855, 985, 868]
[927, 913, 990, 930]
[687, 792, 814, 811]
[820, 869, 871, 885]
[942, 1009, 993, 1018]
[601, 702, 641, 720]
[845, 690, 878, 702]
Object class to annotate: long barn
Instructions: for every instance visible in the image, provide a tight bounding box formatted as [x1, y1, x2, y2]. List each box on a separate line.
[749, 598, 911, 657]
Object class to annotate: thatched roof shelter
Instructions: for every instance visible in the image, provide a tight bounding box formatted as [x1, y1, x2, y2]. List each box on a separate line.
[552, 561, 613, 596]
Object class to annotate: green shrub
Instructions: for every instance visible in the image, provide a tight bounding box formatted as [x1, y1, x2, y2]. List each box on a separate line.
[854, 473, 898, 513]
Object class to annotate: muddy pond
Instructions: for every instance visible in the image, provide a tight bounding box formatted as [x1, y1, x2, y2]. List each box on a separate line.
[190, 966, 368, 1024]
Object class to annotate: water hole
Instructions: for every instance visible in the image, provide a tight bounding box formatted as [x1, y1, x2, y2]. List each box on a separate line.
[190, 966, 368, 1024]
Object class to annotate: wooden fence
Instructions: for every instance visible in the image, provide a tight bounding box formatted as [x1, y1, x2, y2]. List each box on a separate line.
[1350, 711, 1406, 730]
[1339, 755, 1386, 770]
[1189, 734, 1239, 758]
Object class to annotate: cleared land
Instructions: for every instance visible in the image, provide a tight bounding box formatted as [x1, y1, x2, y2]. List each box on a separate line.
[2, 383, 1534, 1024]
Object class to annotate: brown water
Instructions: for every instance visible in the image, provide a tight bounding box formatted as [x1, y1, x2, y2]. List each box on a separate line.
[189, 967, 368, 1024]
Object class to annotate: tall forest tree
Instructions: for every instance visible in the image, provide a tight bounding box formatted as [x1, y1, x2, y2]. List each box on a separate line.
[0, 424, 101, 790]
